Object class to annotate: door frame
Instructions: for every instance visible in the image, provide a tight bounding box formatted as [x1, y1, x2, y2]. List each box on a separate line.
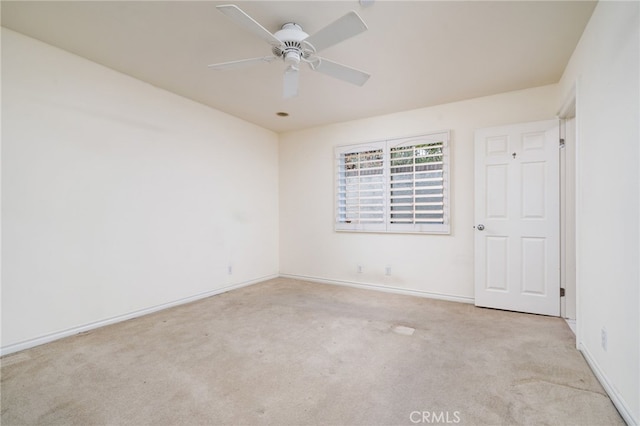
[558, 84, 579, 348]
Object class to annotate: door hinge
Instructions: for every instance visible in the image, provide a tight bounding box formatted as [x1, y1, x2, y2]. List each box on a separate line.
[559, 138, 566, 148]
[560, 288, 566, 297]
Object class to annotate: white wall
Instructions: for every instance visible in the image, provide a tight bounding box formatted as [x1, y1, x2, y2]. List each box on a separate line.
[279, 84, 558, 301]
[557, 2, 639, 424]
[1, 29, 279, 352]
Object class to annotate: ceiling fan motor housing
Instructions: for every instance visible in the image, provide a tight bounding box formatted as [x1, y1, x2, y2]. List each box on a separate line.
[272, 22, 311, 65]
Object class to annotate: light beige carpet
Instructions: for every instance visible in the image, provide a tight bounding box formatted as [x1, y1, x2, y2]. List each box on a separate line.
[1, 278, 623, 425]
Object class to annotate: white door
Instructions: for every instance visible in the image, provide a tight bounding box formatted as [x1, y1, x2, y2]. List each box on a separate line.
[474, 120, 560, 316]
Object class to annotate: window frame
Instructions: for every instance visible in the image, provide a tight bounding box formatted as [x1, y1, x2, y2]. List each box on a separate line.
[334, 131, 450, 235]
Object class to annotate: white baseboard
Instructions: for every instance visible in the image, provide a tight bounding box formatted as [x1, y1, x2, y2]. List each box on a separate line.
[579, 343, 638, 426]
[565, 318, 576, 335]
[279, 273, 475, 305]
[0, 274, 278, 357]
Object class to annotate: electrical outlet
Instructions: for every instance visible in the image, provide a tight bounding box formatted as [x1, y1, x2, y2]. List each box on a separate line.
[227, 265, 233, 275]
[385, 266, 392, 276]
[357, 265, 363, 273]
[601, 328, 607, 351]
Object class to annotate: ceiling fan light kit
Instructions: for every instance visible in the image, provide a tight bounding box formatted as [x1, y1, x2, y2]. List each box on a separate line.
[208, 4, 371, 99]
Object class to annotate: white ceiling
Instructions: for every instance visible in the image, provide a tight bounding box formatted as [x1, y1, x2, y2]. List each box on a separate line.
[1, 1, 596, 133]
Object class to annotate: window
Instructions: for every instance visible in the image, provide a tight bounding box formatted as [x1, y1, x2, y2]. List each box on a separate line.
[335, 132, 450, 234]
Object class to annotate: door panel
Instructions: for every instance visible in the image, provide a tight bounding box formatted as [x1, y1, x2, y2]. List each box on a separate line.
[521, 162, 546, 218]
[486, 165, 508, 218]
[521, 237, 546, 294]
[475, 120, 560, 316]
[486, 236, 508, 291]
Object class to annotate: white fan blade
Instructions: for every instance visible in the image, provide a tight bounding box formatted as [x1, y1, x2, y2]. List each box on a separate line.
[311, 58, 370, 86]
[208, 56, 277, 70]
[283, 66, 299, 98]
[217, 4, 283, 48]
[303, 11, 367, 53]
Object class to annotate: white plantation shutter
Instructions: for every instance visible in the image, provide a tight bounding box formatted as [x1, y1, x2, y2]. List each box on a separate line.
[388, 134, 449, 233]
[335, 132, 449, 234]
[336, 142, 386, 231]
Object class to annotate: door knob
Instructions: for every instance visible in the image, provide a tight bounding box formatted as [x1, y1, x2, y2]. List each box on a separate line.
[476, 224, 485, 231]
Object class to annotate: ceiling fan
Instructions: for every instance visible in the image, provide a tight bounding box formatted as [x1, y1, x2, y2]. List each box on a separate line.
[208, 4, 371, 98]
